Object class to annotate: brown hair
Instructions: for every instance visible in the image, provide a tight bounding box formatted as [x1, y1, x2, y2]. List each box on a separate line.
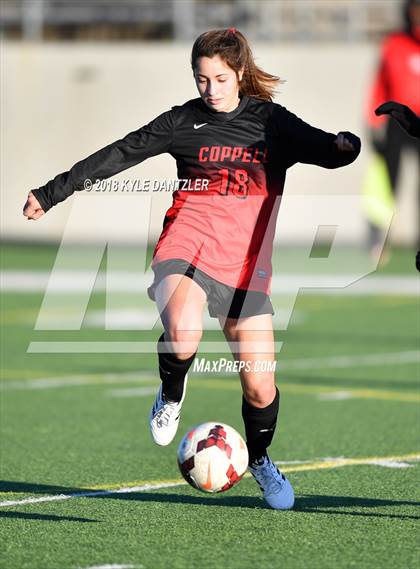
[191, 28, 284, 102]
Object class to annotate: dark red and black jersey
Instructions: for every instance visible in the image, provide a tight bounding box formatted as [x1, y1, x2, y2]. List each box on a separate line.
[32, 95, 360, 293]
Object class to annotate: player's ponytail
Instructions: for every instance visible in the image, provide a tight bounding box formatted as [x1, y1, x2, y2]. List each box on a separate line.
[191, 28, 284, 102]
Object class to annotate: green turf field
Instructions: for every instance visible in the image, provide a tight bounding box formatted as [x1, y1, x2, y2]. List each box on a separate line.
[1, 243, 419, 569]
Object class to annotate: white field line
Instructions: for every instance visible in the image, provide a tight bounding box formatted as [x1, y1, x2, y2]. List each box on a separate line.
[365, 460, 415, 468]
[26, 341, 285, 354]
[1, 453, 418, 509]
[106, 387, 157, 398]
[0, 482, 184, 508]
[278, 350, 420, 370]
[2, 351, 419, 392]
[0, 372, 156, 391]
[25, 339, 420, 358]
[274, 457, 418, 469]
[80, 565, 139, 569]
[1, 308, 304, 330]
[0, 480, 187, 507]
[79, 565, 141, 569]
[318, 391, 355, 400]
[1, 271, 419, 296]
[84, 308, 305, 330]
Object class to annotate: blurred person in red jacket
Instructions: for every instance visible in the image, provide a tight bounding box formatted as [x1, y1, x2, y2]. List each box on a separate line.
[364, 0, 420, 256]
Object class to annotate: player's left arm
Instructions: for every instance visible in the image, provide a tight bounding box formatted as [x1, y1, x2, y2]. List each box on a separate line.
[273, 105, 361, 169]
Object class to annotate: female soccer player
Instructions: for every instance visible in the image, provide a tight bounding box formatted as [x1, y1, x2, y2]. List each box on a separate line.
[23, 28, 360, 510]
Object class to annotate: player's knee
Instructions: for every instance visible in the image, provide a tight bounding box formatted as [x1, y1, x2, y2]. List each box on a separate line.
[243, 378, 276, 408]
[165, 326, 202, 359]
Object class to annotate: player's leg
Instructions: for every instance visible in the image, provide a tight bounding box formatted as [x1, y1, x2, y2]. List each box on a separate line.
[404, 133, 420, 248]
[156, 272, 207, 392]
[367, 120, 403, 260]
[218, 312, 294, 510]
[383, 118, 405, 190]
[371, 120, 405, 261]
[150, 273, 207, 446]
[218, 313, 277, 460]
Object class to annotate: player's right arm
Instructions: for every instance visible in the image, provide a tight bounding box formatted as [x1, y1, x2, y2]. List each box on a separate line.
[23, 109, 176, 220]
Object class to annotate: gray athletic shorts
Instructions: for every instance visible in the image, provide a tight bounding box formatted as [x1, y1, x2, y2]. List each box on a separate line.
[147, 258, 274, 319]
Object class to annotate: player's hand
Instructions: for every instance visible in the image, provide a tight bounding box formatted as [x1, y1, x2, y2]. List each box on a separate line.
[375, 101, 420, 138]
[23, 191, 45, 221]
[334, 132, 356, 151]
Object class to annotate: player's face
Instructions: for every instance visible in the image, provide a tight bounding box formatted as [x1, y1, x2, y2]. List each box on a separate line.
[194, 55, 244, 113]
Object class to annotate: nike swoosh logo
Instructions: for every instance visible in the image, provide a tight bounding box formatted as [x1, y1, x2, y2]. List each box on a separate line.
[194, 123, 208, 129]
[202, 462, 212, 490]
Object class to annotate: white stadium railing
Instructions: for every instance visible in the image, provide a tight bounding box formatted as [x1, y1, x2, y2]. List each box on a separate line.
[0, 0, 403, 42]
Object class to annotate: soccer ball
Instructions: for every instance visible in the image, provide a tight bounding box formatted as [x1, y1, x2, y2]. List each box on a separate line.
[177, 422, 249, 493]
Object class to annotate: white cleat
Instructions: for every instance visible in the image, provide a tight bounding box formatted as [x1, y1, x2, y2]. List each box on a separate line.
[249, 455, 295, 510]
[149, 374, 188, 446]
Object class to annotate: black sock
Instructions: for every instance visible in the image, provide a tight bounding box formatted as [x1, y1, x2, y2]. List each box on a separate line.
[242, 387, 280, 465]
[157, 331, 197, 402]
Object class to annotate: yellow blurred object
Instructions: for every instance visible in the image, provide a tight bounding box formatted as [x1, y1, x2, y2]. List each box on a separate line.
[361, 153, 395, 228]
